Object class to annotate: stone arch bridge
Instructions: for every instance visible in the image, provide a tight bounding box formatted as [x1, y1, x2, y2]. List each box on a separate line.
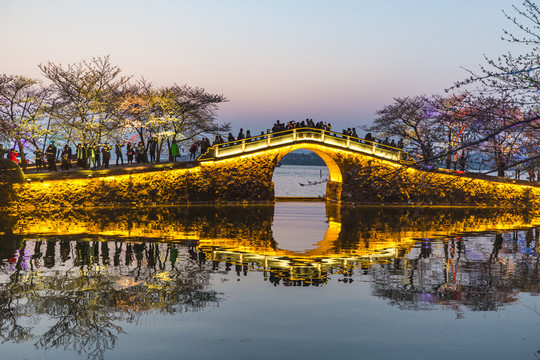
[197, 127, 408, 202]
[6, 128, 540, 208]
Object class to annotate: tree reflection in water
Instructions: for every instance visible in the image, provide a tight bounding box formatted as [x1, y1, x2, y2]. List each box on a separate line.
[0, 205, 539, 358]
[0, 236, 220, 360]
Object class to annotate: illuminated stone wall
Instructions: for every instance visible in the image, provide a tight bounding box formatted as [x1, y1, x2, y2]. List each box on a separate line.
[1, 153, 278, 209]
[2, 144, 540, 208]
[334, 152, 540, 207]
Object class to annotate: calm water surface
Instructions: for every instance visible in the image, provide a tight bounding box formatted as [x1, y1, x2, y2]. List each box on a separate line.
[273, 164, 329, 197]
[1, 166, 540, 359]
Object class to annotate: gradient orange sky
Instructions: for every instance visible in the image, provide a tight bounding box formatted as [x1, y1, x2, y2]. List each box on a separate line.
[1, 0, 518, 133]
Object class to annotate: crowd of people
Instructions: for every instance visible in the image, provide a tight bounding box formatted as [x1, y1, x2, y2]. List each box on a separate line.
[0, 119, 407, 174]
[211, 119, 405, 151]
[0, 137, 164, 173]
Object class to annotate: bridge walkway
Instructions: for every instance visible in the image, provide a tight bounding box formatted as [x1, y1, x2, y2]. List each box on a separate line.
[198, 127, 409, 163]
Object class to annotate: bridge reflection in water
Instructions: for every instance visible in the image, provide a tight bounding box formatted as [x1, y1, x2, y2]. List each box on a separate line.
[3, 204, 540, 288]
[1, 204, 540, 357]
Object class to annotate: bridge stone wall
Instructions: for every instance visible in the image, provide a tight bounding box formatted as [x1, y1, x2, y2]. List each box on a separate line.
[0, 152, 279, 209]
[333, 151, 540, 207]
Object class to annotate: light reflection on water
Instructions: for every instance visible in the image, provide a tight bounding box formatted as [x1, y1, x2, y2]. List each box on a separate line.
[1, 204, 540, 359]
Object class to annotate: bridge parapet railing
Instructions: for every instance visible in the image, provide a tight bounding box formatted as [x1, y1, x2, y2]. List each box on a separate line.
[198, 127, 408, 162]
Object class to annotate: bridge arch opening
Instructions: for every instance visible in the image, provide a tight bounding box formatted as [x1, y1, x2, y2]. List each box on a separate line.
[271, 146, 342, 199]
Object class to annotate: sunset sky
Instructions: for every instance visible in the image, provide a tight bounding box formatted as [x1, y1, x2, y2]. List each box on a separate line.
[1, 0, 520, 133]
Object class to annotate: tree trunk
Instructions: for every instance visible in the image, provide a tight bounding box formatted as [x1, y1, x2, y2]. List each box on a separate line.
[17, 140, 27, 172]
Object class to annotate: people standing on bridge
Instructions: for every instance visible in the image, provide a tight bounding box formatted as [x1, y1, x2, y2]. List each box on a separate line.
[87, 145, 96, 170]
[213, 135, 223, 145]
[7, 148, 18, 164]
[136, 141, 146, 163]
[227, 132, 235, 143]
[286, 121, 295, 130]
[45, 143, 57, 171]
[102, 144, 111, 168]
[60, 145, 71, 170]
[397, 138, 404, 149]
[170, 140, 180, 161]
[148, 137, 158, 163]
[34, 148, 43, 172]
[237, 128, 245, 143]
[60, 150, 70, 171]
[76, 143, 82, 169]
[272, 120, 285, 132]
[51, 141, 57, 163]
[351, 128, 358, 139]
[80, 143, 88, 169]
[245, 130, 251, 140]
[62, 144, 72, 168]
[365, 132, 373, 143]
[94, 144, 101, 169]
[126, 142, 134, 164]
[200, 137, 210, 156]
[458, 151, 466, 171]
[115, 141, 124, 166]
[189, 141, 198, 160]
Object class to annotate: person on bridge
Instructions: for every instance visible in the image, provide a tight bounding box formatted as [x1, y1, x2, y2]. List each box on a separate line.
[102, 144, 111, 168]
[365, 133, 373, 142]
[126, 142, 134, 164]
[213, 135, 224, 145]
[45, 143, 57, 171]
[170, 140, 180, 161]
[272, 120, 285, 132]
[7, 149, 18, 164]
[189, 141, 198, 160]
[94, 144, 101, 169]
[34, 148, 43, 172]
[135, 142, 146, 163]
[87, 145, 96, 170]
[115, 141, 124, 166]
[237, 128, 245, 142]
[148, 137, 158, 163]
[200, 138, 211, 156]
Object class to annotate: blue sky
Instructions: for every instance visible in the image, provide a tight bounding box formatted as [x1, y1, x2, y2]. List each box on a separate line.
[1, 0, 520, 133]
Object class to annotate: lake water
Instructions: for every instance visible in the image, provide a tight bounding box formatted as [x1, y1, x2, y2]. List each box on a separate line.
[1, 166, 540, 359]
[273, 164, 329, 197]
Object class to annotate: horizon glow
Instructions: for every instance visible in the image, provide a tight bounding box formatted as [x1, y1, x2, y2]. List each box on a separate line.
[1, 0, 520, 133]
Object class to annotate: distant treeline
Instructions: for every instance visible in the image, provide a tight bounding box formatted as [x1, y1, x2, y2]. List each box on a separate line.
[279, 152, 325, 166]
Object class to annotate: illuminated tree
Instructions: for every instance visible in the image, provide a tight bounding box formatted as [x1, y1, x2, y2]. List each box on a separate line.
[464, 95, 526, 176]
[430, 93, 474, 169]
[154, 84, 229, 161]
[367, 95, 444, 164]
[39, 56, 131, 147]
[118, 81, 230, 162]
[0, 74, 52, 170]
[117, 79, 153, 148]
